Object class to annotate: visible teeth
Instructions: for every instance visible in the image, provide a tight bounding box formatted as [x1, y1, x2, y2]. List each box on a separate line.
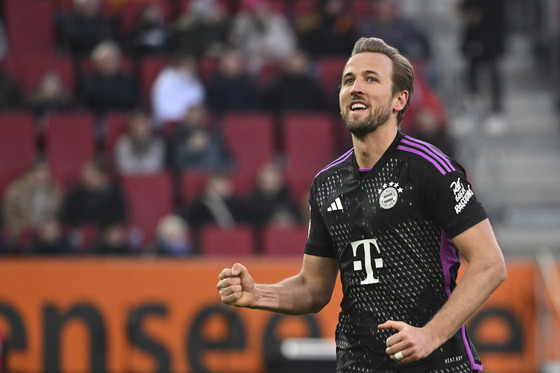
[351, 103, 367, 110]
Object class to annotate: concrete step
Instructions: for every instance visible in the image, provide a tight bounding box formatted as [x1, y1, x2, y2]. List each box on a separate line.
[468, 143, 560, 210]
[494, 225, 560, 259]
[504, 90, 558, 136]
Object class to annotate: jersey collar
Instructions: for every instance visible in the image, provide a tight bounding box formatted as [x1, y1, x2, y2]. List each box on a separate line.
[351, 130, 405, 180]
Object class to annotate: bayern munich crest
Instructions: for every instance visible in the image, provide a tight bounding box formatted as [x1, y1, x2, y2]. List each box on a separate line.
[378, 182, 403, 209]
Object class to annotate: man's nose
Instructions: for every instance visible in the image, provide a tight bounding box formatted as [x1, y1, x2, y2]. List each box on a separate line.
[350, 78, 365, 94]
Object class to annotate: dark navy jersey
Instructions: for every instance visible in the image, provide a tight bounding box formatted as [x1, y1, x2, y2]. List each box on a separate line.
[305, 131, 486, 373]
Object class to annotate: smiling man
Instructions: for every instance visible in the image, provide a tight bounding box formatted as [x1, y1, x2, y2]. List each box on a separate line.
[217, 37, 506, 373]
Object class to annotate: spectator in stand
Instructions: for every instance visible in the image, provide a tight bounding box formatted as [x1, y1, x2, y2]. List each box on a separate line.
[173, 0, 231, 58]
[60, 156, 127, 230]
[229, 0, 297, 74]
[80, 40, 140, 117]
[0, 66, 23, 111]
[459, 0, 507, 134]
[2, 158, 64, 252]
[244, 162, 301, 230]
[150, 53, 205, 131]
[57, 0, 116, 58]
[295, 0, 355, 58]
[114, 110, 166, 175]
[181, 171, 245, 232]
[262, 49, 324, 114]
[26, 218, 74, 256]
[149, 214, 194, 256]
[400, 71, 454, 157]
[356, 0, 434, 80]
[206, 49, 260, 114]
[400, 70, 447, 129]
[169, 104, 232, 172]
[88, 223, 131, 256]
[27, 71, 75, 119]
[127, 2, 172, 59]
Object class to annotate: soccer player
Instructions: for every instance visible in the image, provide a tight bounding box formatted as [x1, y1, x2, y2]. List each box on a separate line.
[217, 37, 506, 372]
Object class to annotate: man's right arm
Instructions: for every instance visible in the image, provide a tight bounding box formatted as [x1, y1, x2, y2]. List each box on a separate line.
[217, 254, 339, 315]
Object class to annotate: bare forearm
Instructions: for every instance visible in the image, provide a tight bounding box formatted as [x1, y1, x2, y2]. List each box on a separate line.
[218, 257, 338, 315]
[251, 275, 329, 315]
[424, 258, 506, 347]
[422, 220, 507, 348]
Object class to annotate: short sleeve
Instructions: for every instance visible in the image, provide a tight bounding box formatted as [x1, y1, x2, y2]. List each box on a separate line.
[422, 163, 487, 238]
[304, 188, 337, 258]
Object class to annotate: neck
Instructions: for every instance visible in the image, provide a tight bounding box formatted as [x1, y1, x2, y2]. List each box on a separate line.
[352, 124, 398, 169]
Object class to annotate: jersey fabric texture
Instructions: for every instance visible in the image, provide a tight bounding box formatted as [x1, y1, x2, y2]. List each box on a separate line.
[305, 131, 487, 373]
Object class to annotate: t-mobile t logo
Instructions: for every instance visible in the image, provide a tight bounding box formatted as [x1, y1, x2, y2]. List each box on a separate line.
[351, 239, 383, 285]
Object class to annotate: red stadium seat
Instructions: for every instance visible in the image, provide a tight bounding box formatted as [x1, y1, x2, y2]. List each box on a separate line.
[13, 55, 75, 96]
[351, 0, 372, 22]
[1, 53, 22, 81]
[139, 55, 171, 107]
[266, 0, 288, 14]
[80, 55, 135, 76]
[4, 0, 56, 58]
[262, 226, 308, 257]
[0, 113, 37, 197]
[198, 56, 220, 84]
[317, 57, 346, 107]
[331, 115, 353, 155]
[179, 170, 210, 206]
[121, 172, 174, 244]
[44, 112, 96, 187]
[282, 112, 334, 201]
[293, 0, 319, 16]
[255, 60, 283, 89]
[199, 225, 255, 257]
[103, 111, 132, 174]
[222, 112, 276, 197]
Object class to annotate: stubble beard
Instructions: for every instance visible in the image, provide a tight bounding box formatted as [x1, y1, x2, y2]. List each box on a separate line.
[341, 101, 393, 139]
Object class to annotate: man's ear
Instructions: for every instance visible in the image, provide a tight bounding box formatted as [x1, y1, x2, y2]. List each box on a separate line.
[393, 90, 409, 112]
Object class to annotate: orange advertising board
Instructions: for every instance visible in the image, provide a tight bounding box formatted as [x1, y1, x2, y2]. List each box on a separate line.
[0, 258, 341, 373]
[0, 258, 544, 372]
[466, 262, 537, 373]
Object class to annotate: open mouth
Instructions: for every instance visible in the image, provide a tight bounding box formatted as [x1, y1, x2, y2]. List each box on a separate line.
[350, 102, 368, 111]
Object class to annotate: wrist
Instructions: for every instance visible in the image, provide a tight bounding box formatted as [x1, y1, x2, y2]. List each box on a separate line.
[422, 322, 447, 351]
[250, 284, 278, 311]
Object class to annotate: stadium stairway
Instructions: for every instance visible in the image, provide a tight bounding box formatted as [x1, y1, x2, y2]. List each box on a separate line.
[462, 34, 560, 259]
[403, 0, 560, 258]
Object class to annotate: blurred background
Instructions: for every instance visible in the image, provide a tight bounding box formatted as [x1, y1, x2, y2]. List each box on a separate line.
[0, 0, 559, 372]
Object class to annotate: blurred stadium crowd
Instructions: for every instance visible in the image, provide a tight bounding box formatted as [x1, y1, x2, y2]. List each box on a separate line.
[0, 0, 556, 257]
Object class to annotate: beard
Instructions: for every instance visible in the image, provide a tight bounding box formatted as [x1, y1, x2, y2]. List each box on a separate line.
[341, 100, 393, 139]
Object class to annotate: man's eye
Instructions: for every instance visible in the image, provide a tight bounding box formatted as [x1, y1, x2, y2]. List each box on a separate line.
[366, 76, 377, 82]
[343, 78, 354, 85]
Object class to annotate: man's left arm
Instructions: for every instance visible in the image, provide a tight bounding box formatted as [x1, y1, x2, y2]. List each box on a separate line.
[380, 218, 507, 363]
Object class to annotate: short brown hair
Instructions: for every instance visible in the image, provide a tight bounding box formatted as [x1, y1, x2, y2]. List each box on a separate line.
[350, 37, 415, 124]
